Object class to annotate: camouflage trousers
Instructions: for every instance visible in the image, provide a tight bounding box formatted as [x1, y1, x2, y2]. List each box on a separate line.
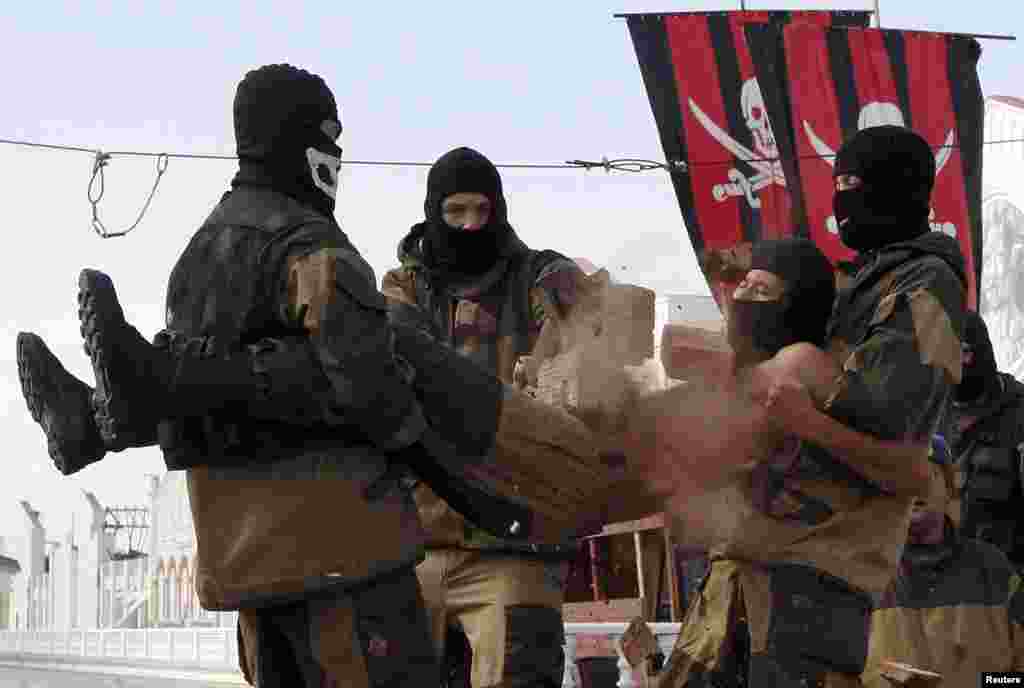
[656, 560, 869, 688]
[417, 548, 568, 688]
[237, 564, 439, 688]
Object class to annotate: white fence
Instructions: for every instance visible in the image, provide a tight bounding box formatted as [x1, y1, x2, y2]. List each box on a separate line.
[0, 623, 683, 687]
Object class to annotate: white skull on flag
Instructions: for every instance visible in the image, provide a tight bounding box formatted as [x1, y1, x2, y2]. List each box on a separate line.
[741, 77, 779, 162]
[689, 77, 787, 210]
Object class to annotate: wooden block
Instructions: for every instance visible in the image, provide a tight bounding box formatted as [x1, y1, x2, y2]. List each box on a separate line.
[879, 661, 942, 686]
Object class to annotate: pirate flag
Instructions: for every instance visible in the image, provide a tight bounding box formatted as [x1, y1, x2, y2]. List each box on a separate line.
[625, 10, 871, 310]
[745, 22, 984, 308]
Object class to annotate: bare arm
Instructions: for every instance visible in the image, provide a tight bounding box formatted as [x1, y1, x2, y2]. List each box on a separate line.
[760, 376, 930, 496]
[750, 344, 931, 496]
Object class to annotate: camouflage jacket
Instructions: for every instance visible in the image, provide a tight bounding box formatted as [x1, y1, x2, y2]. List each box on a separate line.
[727, 232, 967, 595]
[863, 525, 1024, 686]
[381, 222, 584, 553]
[163, 187, 428, 609]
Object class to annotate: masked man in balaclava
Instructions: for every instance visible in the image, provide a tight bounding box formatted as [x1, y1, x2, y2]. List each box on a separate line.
[158, 63, 453, 688]
[862, 435, 1024, 686]
[785, 124, 965, 683]
[946, 311, 1024, 567]
[20, 63, 448, 688]
[380, 147, 587, 688]
[17, 142, 586, 687]
[653, 238, 934, 688]
[647, 125, 965, 687]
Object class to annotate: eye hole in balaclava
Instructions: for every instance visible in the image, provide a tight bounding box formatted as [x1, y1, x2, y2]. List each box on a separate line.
[233, 64, 342, 218]
[832, 125, 936, 253]
[727, 238, 837, 362]
[421, 147, 511, 277]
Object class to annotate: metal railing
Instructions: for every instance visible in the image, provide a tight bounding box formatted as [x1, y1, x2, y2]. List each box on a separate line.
[0, 623, 683, 687]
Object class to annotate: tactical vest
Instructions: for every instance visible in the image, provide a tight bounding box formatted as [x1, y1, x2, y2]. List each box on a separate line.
[955, 378, 1024, 560]
[158, 187, 360, 468]
[387, 241, 579, 556]
[159, 186, 425, 609]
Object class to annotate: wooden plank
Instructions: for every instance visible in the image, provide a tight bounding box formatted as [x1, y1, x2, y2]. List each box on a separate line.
[664, 529, 682, 622]
[563, 598, 646, 624]
[634, 531, 646, 601]
[584, 514, 665, 538]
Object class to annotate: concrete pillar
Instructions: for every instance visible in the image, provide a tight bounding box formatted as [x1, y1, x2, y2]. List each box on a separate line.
[79, 491, 108, 629]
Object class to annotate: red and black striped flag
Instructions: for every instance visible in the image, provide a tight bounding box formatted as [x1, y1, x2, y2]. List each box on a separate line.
[625, 10, 871, 308]
[746, 22, 984, 308]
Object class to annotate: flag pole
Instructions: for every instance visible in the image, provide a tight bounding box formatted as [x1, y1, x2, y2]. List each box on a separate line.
[610, 13, 1015, 40]
[874, 0, 881, 28]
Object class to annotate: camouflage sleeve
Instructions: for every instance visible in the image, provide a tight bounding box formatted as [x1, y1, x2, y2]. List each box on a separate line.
[275, 231, 426, 451]
[1008, 573, 1024, 669]
[380, 265, 441, 338]
[381, 265, 417, 306]
[824, 264, 964, 442]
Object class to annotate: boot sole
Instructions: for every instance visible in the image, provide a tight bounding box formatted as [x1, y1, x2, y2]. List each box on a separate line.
[16, 332, 101, 474]
[78, 269, 126, 446]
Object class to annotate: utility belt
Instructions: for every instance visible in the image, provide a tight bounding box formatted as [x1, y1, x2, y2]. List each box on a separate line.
[450, 524, 580, 560]
[158, 414, 362, 472]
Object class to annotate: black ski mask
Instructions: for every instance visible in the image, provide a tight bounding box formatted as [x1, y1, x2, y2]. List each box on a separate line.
[422, 147, 511, 277]
[231, 64, 342, 219]
[727, 238, 837, 360]
[833, 125, 936, 253]
[956, 310, 999, 403]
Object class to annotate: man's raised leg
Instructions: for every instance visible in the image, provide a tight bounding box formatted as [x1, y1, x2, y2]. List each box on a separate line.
[17, 332, 112, 474]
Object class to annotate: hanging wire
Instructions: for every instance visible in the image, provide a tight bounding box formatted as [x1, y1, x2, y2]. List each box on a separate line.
[2, 134, 1024, 238]
[88, 151, 170, 238]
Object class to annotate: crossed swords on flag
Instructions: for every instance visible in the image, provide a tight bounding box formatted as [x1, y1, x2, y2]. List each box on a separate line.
[688, 97, 786, 209]
[687, 95, 956, 233]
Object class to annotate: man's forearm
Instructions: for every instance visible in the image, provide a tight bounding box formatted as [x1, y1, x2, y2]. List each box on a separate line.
[794, 405, 930, 496]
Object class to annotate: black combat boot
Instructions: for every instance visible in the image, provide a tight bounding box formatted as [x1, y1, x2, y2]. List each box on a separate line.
[77, 269, 177, 450]
[78, 269, 331, 449]
[17, 332, 109, 475]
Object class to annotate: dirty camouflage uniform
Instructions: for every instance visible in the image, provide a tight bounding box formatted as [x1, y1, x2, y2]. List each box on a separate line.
[862, 521, 1024, 686]
[659, 231, 966, 688]
[948, 372, 1024, 567]
[382, 205, 583, 687]
[164, 184, 442, 687]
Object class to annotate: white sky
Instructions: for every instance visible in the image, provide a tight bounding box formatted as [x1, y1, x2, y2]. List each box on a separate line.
[0, 0, 1019, 549]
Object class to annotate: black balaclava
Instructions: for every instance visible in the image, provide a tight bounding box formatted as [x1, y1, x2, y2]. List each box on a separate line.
[955, 310, 999, 403]
[833, 125, 936, 253]
[231, 64, 342, 219]
[727, 238, 837, 361]
[422, 147, 511, 277]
